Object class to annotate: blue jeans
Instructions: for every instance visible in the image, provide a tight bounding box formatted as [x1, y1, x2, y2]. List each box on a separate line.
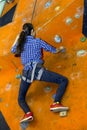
[18, 67, 68, 113]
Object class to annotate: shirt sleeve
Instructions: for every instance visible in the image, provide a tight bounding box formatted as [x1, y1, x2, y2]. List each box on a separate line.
[11, 43, 17, 53]
[39, 39, 56, 53]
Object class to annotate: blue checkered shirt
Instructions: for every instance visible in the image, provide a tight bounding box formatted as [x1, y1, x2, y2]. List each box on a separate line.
[11, 36, 56, 70]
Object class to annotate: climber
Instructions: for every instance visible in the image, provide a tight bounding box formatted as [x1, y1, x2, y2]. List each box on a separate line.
[11, 23, 69, 123]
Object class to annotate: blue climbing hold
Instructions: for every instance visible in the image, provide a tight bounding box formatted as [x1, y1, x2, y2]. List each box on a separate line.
[61, 48, 66, 53]
[52, 94, 56, 99]
[45, 1, 51, 8]
[54, 35, 62, 43]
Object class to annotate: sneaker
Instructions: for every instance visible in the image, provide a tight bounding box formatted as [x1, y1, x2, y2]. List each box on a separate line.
[50, 102, 69, 112]
[20, 112, 33, 123]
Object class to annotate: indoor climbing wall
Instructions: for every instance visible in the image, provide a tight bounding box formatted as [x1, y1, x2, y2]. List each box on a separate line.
[0, 0, 87, 130]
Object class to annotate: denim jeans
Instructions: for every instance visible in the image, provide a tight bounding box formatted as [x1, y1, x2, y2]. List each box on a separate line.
[18, 67, 68, 113]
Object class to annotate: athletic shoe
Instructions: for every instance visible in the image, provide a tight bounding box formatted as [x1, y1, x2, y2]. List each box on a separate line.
[50, 102, 69, 112]
[20, 112, 33, 123]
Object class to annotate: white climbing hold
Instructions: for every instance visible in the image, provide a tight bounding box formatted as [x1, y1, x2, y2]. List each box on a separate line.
[54, 35, 62, 43]
[77, 50, 87, 57]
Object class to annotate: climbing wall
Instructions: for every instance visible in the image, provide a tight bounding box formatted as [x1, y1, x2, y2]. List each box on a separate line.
[1, 0, 18, 17]
[0, 0, 87, 130]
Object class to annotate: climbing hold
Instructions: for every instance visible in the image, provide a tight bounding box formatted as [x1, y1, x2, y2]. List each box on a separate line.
[45, 1, 52, 8]
[61, 48, 66, 53]
[5, 83, 12, 91]
[59, 111, 67, 117]
[52, 94, 56, 99]
[22, 18, 27, 23]
[55, 6, 60, 11]
[44, 86, 52, 93]
[59, 46, 66, 53]
[6, 0, 14, 3]
[37, 27, 41, 31]
[16, 74, 21, 79]
[77, 50, 87, 57]
[80, 37, 86, 42]
[70, 71, 81, 80]
[54, 35, 62, 43]
[74, 13, 81, 19]
[20, 120, 29, 130]
[65, 17, 73, 25]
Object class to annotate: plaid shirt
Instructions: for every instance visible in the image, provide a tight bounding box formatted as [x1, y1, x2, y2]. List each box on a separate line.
[11, 36, 56, 70]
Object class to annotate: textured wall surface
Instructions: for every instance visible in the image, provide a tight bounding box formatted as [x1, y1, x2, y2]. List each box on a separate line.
[0, 0, 87, 130]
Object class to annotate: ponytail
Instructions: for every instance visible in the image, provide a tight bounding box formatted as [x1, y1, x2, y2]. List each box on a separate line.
[15, 31, 26, 57]
[14, 23, 34, 57]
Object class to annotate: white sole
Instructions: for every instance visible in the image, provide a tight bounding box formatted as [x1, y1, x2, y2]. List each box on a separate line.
[50, 107, 69, 112]
[20, 116, 33, 123]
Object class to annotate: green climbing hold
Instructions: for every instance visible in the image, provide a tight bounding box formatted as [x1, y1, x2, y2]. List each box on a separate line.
[80, 37, 86, 42]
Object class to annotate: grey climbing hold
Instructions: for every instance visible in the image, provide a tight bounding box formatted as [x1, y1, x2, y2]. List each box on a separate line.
[16, 74, 21, 79]
[65, 17, 73, 25]
[75, 13, 81, 19]
[20, 120, 29, 130]
[44, 86, 52, 93]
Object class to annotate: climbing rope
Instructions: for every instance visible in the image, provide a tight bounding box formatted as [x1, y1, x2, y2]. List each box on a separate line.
[31, 0, 37, 23]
